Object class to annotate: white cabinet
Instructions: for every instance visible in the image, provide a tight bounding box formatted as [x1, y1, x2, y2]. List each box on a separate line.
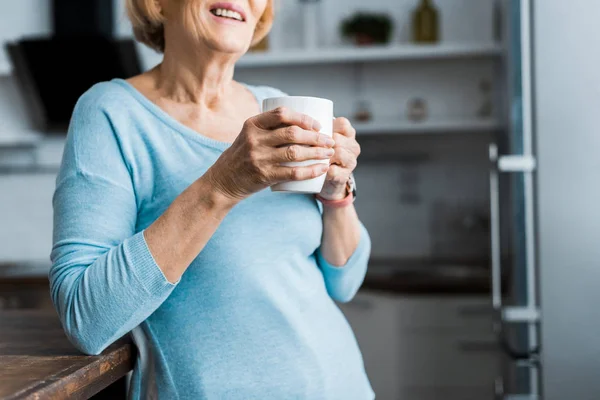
[397, 333, 499, 387]
[339, 292, 403, 400]
[338, 291, 501, 400]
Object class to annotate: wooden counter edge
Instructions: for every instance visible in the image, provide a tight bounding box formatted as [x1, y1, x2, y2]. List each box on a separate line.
[7, 343, 135, 400]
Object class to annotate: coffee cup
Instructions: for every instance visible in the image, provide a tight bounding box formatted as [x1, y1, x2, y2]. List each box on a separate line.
[262, 96, 333, 193]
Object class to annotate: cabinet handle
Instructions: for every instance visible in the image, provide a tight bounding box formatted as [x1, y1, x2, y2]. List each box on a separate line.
[457, 339, 499, 352]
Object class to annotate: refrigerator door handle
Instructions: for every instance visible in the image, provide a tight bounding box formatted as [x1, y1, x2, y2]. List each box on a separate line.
[489, 143, 503, 312]
[489, 144, 541, 362]
[489, 145, 541, 318]
[497, 155, 536, 172]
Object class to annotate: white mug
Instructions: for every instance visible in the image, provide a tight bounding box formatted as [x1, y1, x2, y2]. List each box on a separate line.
[262, 96, 334, 193]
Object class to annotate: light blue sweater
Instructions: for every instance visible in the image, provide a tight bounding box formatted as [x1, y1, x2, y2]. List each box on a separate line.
[49, 78, 374, 399]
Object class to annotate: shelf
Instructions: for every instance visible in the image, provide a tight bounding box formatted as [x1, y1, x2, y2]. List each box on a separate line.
[0, 131, 41, 148]
[0, 43, 503, 77]
[0, 44, 505, 77]
[237, 43, 503, 68]
[0, 119, 499, 151]
[0, 132, 62, 175]
[142, 43, 503, 70]
[353, 118, 502, 135]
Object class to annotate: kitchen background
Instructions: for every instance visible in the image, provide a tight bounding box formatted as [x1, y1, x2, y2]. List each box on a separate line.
[2, 0, 600, 399]
[0, 0, 497, 263]
[0, 0, 509, 399]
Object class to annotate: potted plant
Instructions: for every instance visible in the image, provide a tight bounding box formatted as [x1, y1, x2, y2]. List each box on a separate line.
[340, 12, 394, 46]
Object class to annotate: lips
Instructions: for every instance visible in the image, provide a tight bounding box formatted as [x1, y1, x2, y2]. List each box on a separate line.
[209, 2, 246, 22]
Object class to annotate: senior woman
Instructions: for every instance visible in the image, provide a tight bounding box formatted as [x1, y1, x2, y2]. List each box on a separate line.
[49, 0, 373, 398]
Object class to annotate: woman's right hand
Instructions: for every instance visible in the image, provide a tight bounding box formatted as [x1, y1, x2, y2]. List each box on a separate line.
[206, 106, 336, 202]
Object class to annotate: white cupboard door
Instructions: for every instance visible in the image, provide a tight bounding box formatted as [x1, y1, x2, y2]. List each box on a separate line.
[338, 292, 402, 400]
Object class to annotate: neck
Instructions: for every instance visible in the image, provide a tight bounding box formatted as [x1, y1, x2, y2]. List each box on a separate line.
[154, 43, 240, 108]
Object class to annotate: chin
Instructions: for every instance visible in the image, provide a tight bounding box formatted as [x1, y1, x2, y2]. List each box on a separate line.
[201, 4, 257, 56]
[206, 34, 251, 55]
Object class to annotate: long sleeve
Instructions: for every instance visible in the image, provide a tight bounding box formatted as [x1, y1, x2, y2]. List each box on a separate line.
[49, 90, 177, 355]
[315, 222, 371, 303]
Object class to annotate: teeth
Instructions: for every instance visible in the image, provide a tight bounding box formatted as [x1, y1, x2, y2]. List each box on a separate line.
[212, 8, 243, 21]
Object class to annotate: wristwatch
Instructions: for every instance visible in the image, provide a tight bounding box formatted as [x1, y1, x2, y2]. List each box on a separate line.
[315, 173, 357, 207]
[347, 173, 357, 200]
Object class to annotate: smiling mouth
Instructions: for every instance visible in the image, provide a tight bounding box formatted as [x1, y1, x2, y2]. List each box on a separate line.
[210, 8, 245, 22]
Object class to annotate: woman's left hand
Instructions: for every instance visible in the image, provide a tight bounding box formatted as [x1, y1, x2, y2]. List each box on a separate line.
[318, 117, 361, 201]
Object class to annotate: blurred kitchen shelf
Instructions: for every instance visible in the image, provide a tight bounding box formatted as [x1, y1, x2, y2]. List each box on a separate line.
[1, 43, 503, 76]
[143, 43, 503, 70]
[353, 118, 502, 135]
[0, 131, 42, 148]
[0, 132, 62, 174]
[240, 43, 503, 67]
[0, 165, 59, 174]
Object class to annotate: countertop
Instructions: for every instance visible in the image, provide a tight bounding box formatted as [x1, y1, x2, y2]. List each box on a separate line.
[0, 311, 135, 400]
[0, 262, 50, 279]
[0, 258, 501, 399]
[0, 258, 507, 297]
[361, 257, 509, 296]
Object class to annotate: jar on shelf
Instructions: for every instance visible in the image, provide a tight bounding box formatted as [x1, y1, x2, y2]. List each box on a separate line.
[412, 0, 440, 43]
[407, 98, 428, 122]
[353, 100, 373, 122]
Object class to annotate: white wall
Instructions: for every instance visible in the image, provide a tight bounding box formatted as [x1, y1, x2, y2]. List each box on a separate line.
[0, 0, 496, 263]
[0, 0, 51, 72]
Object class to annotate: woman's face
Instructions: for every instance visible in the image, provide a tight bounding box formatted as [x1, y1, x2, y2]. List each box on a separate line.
[161, 0, 269, 54]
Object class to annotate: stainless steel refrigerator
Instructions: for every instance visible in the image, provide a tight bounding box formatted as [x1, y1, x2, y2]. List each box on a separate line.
[491, 0, 600, 399]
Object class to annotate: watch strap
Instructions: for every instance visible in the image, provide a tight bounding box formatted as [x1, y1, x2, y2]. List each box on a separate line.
[315, 191, 354, 208]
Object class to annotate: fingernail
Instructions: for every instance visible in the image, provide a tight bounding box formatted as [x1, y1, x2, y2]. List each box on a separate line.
[325, 148, 335, 156]
[313, 120, 322, 131]
[325, 137, 335, 146]
[320, 164, 330, 172]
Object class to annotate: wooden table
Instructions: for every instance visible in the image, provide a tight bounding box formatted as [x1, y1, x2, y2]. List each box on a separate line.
[0, 311, 135, 400]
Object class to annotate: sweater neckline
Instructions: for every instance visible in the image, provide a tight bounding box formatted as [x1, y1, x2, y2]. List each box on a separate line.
[111, 78, 262, 152]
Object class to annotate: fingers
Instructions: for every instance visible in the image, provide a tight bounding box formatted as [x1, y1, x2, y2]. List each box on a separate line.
[326, 164, 351, 186]
[330, 146, 357, 170]
[268, 125, 335, 148]
[333, 117, 356, 138]
[329, 132, 360, 168]
[273, 145, 334, 163]
[273, 163, 330, 182]
[253, 106, 322, 132]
